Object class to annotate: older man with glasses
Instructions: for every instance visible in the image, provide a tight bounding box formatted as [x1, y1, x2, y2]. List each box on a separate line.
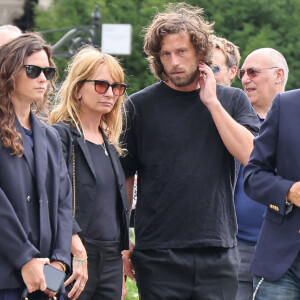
[211, 35, 241, 87]
[239, 48, 288, 119]
[235, 48, 288, 300]
[243, 49, 300, 299]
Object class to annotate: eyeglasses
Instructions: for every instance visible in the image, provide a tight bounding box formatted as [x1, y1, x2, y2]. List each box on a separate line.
[238, 67, 278, 80]
[24, 65, 56, 80]
[212, 65, 228, 74]
[83, 80, 127, 96]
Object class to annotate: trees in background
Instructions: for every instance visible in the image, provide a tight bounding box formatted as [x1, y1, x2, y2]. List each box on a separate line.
[34, 0, 300, 93]
[189, 0, 300, 90]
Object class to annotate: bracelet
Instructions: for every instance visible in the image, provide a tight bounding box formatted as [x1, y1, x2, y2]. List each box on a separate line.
[73, 256, 88, 265]
[56, 261, 67, 272]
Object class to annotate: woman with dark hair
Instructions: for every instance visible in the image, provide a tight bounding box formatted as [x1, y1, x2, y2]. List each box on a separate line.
[50, 45, 130, 300]
[0, 33, 73, 300]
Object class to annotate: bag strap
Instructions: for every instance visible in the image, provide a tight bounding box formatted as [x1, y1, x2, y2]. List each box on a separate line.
[72, 140, 76, 218]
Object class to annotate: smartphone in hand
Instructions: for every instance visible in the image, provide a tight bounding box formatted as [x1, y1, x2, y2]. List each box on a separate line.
[21, 264, 66, 299]
[44, 264, 66, 292]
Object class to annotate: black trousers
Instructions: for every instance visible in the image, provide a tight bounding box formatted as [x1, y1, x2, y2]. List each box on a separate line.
[132, 246, 239, 300]
[78, 239, 123, 300]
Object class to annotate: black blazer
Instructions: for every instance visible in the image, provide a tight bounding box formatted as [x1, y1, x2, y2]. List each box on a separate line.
[53, 122, 129, 251]
[0, 113, 73, 289]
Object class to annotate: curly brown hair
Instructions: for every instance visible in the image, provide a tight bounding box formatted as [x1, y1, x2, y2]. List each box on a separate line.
[0, 32, 56, 156]
[143, 2, 214, 81]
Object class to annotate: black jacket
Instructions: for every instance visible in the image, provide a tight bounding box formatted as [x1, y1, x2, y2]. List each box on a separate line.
[0, 114, 73, 289]
[53, 122, 129, 251]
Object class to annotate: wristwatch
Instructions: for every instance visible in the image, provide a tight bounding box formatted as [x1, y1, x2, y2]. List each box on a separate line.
[285, 197, 293, 214]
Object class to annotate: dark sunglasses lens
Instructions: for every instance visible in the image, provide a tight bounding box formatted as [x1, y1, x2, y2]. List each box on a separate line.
[25, 65, 56, 80]
[25, 65, 41, 79]
[112, 84, 127, 96]
[95, 81, 109, 94]
[212, 66, 220, 74]
[43, 68, 56, 80]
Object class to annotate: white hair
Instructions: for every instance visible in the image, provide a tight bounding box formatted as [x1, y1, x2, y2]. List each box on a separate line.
[0, 25, 22, 34]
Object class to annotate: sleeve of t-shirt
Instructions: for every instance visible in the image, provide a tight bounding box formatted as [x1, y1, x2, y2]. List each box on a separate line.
[120, 98, 139, 177]
[231, 88, 260, 136]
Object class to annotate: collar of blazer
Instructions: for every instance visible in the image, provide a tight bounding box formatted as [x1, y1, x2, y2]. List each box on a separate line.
[15, 112, 47, 186]
[68, 124, 121, 182]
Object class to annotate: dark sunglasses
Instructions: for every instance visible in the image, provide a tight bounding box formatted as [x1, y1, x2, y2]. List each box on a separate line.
[212, 65, 228, 74]
[238, 67, 278, 80]
[24, 65, 56, 80]
[83, 80, 127, 96]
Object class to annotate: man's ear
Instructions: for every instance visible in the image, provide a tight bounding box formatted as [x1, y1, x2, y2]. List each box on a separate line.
[275, 68, 284, 84]
[229, 66, 238, 81]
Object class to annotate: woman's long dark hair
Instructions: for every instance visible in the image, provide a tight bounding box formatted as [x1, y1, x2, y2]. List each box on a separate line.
[0, 33, 56, 156]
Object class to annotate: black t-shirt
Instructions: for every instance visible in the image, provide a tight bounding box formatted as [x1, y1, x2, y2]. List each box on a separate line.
[121, 82, 260, 250]
[84, 140, 120, 241]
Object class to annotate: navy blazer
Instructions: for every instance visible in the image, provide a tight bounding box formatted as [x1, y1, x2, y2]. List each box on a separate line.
[0, 113, 73, 289]
[52, 122, 130, 251]
[244, 89, 300, 281]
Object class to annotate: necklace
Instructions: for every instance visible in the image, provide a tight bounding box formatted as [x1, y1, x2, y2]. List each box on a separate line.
[101, 142, 109, 156]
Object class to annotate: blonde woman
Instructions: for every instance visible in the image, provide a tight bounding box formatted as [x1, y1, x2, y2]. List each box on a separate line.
[50, 45, 129, 300]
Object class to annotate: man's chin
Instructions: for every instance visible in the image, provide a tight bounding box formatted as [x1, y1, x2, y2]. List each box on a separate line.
[170, 77, 192, 88]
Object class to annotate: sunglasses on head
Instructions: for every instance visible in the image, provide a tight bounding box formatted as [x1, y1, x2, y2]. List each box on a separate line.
[238, 67, 278, 80]
[212, 65, 228, 74]
[24, 65, 56, 80]
[83, 80, 128, 96]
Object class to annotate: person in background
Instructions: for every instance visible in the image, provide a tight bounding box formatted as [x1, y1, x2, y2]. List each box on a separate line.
[211, 35, 240, 86]
[50, 45, 130, 300]
[243, 77, 300, 299]
[0, 33, 72, 300]
[0, 24, 22, 45]
[237, 48, 288, 299]
[240, 48, 288, 120]
[121, 3, 260, 299]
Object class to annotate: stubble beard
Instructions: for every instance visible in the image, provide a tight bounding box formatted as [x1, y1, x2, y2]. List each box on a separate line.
[167, 66, 199, 88]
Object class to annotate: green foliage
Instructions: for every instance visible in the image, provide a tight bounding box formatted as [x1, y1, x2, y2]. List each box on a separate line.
[123, 228, 138, 299]
[189, 0, 300, 90]
[33, 0, 167, 93]
[125, 278, 139, 300]
[34, 0, 300, 93]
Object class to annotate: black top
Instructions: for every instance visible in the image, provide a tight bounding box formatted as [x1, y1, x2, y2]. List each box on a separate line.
[22, 126, 39, 249]
[121, 82, 260, 250]
[52, 122, 130, 251]
[22, 126, 33, 148]
[85, 140, 120, 241]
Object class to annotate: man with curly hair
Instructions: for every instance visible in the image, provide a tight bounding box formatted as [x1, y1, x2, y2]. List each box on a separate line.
[121, 3, 260, 299]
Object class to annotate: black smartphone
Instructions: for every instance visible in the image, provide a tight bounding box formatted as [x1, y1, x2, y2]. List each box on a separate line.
[44, 264, 66, 292]
[21, 264, 66, 299]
